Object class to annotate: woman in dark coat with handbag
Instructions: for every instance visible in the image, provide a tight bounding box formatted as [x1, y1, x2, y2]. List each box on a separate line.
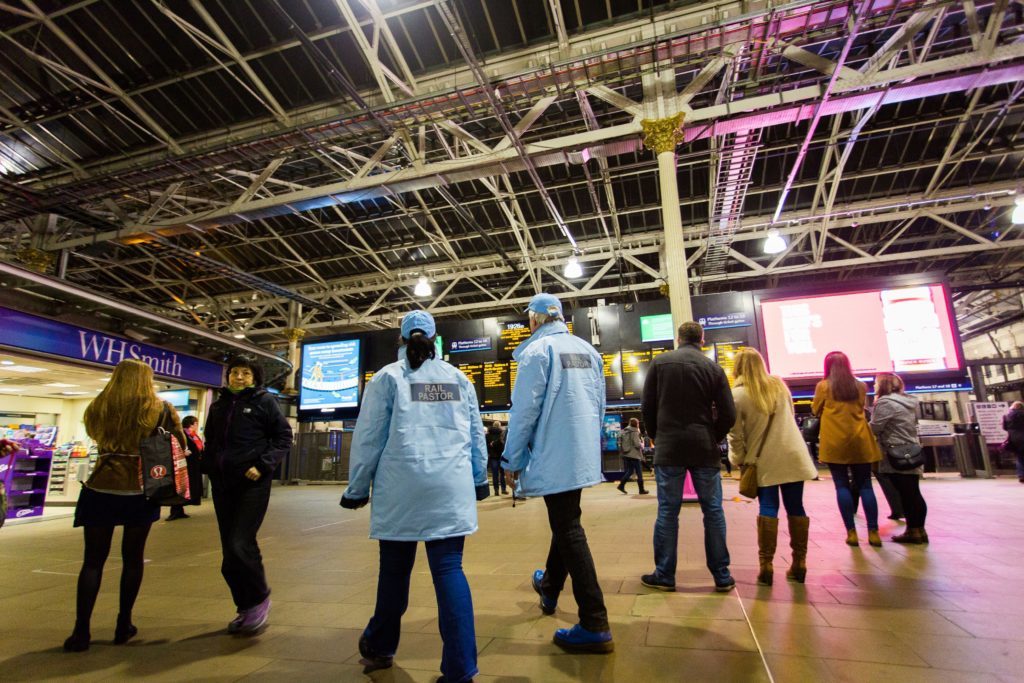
[65, 359, 186, 651]
[870, 373, 927, 544]
[167, 416, 204, 520]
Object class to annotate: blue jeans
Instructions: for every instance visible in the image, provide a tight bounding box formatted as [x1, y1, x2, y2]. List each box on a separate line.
[619, 458, 646, 491]
[652, 466, 731, 585]
[757, 481, 806, 518]
[489, 459, 506, 494]
[828, 463, 878, 531]
[364, 536, 477, 683]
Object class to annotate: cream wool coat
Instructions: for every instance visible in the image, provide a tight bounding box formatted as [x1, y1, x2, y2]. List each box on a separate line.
[728, 379, 818, 487]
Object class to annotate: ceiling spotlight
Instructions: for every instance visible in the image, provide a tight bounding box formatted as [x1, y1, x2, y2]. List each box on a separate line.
[564, 255, 583, 279]
[983, 201, 992, 211]
[233, 332, 246, 339]
[763, 228, 787, 254]
[414, 276, 432, 297]
[1013, 197, 1024, 224]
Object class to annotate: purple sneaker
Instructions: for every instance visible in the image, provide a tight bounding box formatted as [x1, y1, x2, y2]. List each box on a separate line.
[227, 610, 246, 634]
[238, 598, 271, 633]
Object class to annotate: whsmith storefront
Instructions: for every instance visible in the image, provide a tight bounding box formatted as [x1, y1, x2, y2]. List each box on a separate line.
[0, 305, 224, 508]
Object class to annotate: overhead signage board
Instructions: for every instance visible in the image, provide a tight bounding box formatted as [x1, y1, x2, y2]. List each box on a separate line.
[450, 337, 492, 354]
[0, 306, 223, 386]
[698, 311, 752, 330]
[640, 314, 674, 343]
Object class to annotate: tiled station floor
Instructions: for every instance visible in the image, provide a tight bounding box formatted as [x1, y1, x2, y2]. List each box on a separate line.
[2, 473, 1022, 682]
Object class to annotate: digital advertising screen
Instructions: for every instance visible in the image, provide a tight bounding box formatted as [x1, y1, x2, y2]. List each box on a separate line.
[300, 339, 361, 410]
[640, 313, 674, 343]
[759, 284, 962, 380]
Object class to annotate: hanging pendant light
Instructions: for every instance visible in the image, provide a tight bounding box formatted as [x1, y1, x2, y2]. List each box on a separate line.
[564, 255, 583, 279]
[414, 276, 432, 297]
[763, 228, 787, 254]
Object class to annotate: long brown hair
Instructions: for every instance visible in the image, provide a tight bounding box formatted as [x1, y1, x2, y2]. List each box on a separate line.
[733, 347, 786, 414]
[823, 351, 860, 402]
[84, 359, 163, 452]
[874, 372, 904, 398]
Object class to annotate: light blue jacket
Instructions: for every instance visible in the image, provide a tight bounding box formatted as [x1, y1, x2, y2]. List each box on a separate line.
[501, 321, 605, 496]
[344, 349, 488, 541]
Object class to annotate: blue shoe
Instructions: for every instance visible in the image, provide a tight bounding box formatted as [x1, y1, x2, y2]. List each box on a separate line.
[532, 569, 557, 615]
[640, 573, 676, 592]
[553, 624, 614, 654]
[714, 577, 736, 593]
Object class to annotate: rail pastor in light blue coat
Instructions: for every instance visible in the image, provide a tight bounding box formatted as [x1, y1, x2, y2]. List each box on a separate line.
[501, 321, 605, 496]
[344, 348, 488, 541]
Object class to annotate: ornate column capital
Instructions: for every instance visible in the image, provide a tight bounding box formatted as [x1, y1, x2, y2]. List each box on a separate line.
[284, 327, 307, 343]
[641, 113, 685, 154]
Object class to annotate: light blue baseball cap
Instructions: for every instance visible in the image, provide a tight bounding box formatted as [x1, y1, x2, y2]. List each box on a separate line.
[400, 309, 436, 338]
[524, 292, 563, 317]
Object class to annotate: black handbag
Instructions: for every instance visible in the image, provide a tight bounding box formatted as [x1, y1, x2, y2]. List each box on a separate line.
[885, 442, 925, 471]
[140, 404, 188, 505]
[801, 416, 821, 443]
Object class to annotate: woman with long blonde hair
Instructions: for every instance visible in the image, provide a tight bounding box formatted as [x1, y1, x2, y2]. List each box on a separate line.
[64, 359, 185, 652]
[728, 348, 817, 585]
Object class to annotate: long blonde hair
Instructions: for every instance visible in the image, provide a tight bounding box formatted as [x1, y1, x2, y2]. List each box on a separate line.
[84, 359, 163, 452]
[733, 347, 786, 414]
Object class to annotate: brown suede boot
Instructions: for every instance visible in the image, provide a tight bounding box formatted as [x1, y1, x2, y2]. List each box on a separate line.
[756, 516, 779, 586]
[786, 516, 810, 583]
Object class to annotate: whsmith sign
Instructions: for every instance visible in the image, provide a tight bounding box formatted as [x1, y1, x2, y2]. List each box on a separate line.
[0, 307, 224, 386]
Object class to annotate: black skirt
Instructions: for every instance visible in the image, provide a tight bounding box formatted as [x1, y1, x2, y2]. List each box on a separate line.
[73, 486, 160, 527]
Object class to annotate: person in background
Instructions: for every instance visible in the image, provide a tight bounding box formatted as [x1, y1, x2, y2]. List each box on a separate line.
[874, 467, 904, 522]
[64, 359, 186, 651]
[812, 351, 883, 547]
[487, 420, 508, 496]
[167, 415, 204, 520]
[641, 321, 737, 593]
[871, 373, 929, 544]
[341, 310, 488, 683]
[203, 357, 293, 635]
[1002, 401, 1024, 484]
[0, 438, 16, 528]
[617, 417, 648, 495]
[502, 293, 613, 654]
[728, 348, 817, 585]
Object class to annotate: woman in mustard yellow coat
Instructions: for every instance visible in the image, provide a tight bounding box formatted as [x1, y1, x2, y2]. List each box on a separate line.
[812, 351, 882, 548]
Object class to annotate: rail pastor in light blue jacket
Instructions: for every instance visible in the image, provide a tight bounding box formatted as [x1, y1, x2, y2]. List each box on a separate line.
[344, 347, 488, 541]
[501, 320, 606, 496]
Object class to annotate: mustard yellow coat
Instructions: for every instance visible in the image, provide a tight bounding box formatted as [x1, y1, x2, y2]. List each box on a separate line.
[811, 380, 881, 465]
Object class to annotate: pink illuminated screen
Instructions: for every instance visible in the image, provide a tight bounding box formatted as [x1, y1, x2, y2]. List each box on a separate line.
[759, 285, 962, 379]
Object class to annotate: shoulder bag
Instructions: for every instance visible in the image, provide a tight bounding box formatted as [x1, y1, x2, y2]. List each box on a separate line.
[885, 442, 925, 471]
[140, 403, 191, 505]
[801, 416, 820, 443]
[739, 411, 776, 499]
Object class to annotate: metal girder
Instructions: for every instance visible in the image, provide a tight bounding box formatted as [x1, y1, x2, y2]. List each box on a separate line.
[43, 44, 1024, 252]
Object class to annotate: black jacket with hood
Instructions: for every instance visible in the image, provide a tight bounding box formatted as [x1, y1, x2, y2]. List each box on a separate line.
[202, 386, 293, 478]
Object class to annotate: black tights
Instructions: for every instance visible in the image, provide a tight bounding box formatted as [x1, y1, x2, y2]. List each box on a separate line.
[72, 524, 152, 635]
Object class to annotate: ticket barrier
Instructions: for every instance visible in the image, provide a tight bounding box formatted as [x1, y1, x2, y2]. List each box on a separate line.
[920, 433, 993, 478]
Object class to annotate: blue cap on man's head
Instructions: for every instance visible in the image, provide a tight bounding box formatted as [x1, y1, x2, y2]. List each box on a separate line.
[524, 292, 563, 318]
[401, 310, 436, 339]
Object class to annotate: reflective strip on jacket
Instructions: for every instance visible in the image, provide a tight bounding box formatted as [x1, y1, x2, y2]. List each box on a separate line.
[344, 349, 488, 541]
[501, 321, 605, 496]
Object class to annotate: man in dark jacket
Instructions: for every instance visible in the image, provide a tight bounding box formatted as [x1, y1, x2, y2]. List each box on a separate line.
[486, 421, 508, 495]
[1003, 401, 1024, 483]
[640, 321, 737, 592]
[203, 357, 293, 634]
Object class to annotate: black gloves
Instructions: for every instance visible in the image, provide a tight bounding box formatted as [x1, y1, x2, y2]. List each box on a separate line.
[475, 484, 490, 501]
[340, 495, 369, 509]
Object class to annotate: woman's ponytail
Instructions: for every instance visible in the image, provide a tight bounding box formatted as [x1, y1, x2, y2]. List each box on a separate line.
[405, 332, 436, 369]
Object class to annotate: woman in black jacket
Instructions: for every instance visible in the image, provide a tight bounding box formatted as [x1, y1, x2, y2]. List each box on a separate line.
[1003, 401, 1024, 483]
[203, 357, 293, 635]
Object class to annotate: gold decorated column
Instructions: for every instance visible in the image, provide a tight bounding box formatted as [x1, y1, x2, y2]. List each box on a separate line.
[282, 327, 306, 395]
[642, 113, 692, 332]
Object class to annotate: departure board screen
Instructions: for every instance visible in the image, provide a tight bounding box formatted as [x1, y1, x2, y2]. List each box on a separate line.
[509, 361, 518, 392]
[363, 370, 375, 386]
[457, 362, 483, 403]
[621, 350, 652, 399]
[498, 320, 531, 358]
[714, 342, 745, 387]
[482, 361, 511, 406]
[602, 352, 623, 401]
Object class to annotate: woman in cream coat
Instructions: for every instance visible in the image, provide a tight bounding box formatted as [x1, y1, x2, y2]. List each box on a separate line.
[729, 348, 818, 585]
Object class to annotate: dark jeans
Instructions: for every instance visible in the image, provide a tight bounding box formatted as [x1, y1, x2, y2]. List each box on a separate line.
[619, 458, 646, 491]
[364, 536, 477, 683]
[1016, 452, 1024, 479]
[653, 466, 731, 585]
[489, 459, 506, 494]
[211, 475, 272, 611]
[757, 481, 806, 518]
[875, 472, 904, 518]
[889, 473, 928, 529]
[828, 463, 878, 531]
[538, 489, 609, 633]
